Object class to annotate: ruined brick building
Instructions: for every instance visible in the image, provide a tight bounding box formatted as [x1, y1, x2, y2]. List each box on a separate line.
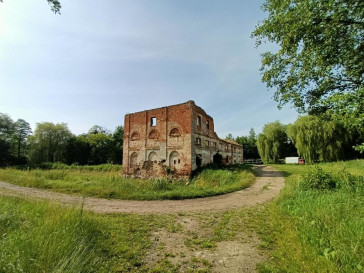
[122, 101, 243, 177]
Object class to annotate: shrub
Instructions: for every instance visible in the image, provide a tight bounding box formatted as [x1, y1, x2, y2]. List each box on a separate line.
[334, 167, 364, 193]
[299, 166, 336, 190]
[299, 165, 364, 193]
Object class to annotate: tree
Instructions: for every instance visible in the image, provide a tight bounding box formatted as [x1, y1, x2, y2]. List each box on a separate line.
[0, 113, 33, 165]
[13, 119, 32, 162]
[235, 128, 260, 159]
[88, 125, 110, 135]
[0, 139, 11, 166]
[111, 126, 124, 164]
[287, 115, 348, 163]
[64, 135, 91, 165]
[0, 113, 14, 140]
[29, 122, 72, 164]
[252, 0, 364, 150]
[86, 131, 113, 165]
[0, 113, 15, 165]
[256, 121, 291, 163]
[225, 133, 234, 140]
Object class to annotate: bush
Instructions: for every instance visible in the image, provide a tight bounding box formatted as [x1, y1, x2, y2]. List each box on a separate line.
[334, 167, 364, 193]
[299, 165, 364, 193]
[299, 166, 336, 190]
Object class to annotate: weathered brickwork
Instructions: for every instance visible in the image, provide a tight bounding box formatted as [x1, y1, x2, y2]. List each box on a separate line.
[123, 101, 243, 177]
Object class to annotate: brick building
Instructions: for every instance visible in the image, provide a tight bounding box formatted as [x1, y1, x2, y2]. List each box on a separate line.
[122, 100, 243, 177]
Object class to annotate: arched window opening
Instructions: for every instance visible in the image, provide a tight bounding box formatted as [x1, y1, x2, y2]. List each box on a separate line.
[148, 151, 158, 162]
[170, 128, 181, 137]
[131, 132, 140, 141]
[149, 130, 159, 139]
[130, 152, 138, 167]
[169, 151, 180, 166]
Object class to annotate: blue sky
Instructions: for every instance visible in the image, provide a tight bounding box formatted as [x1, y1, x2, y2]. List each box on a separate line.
[0, 0, 298, 137]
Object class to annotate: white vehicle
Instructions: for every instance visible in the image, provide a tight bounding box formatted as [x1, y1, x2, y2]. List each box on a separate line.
[285, 157, 300, 164]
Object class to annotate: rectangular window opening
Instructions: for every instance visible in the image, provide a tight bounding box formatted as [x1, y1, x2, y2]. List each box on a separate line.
[205, 140, 209, 147]
[196, 137, 201, 145]
[197, 116, 201, 126]
[206, 120, 209, 129]
[151, 117, 157, 126]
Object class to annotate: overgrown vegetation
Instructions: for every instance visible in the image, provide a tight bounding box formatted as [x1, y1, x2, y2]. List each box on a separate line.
[0, 196, 165, 273]
[0, 164, 255, 200]
[257, 160, 364, 272]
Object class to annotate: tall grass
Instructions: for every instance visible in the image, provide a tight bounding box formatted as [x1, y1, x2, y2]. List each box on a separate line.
[258, 160, 364, 273]
[17, 162, 124, 172]
[0, 165, 255, 200]
[0, 196, 163, 272]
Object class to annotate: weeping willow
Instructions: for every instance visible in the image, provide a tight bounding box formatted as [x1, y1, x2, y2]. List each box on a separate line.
[287, 116, 347, 164]
[257, 121, 287, 163]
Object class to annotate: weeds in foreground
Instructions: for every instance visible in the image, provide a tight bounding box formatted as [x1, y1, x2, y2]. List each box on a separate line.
[258, 160, 364, 273]
[0, 196, 165, 273]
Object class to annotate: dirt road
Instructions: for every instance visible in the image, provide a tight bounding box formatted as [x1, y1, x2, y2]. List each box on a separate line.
[0, 165, 284, 214]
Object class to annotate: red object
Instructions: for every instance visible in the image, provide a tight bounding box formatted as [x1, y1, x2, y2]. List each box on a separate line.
[298, 158, 305, 165]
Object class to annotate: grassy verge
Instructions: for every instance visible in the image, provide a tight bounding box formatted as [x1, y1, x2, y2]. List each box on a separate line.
[0, 196, 170, 273]
[257, 160, 364, 273]
[0, 165, 255, 200]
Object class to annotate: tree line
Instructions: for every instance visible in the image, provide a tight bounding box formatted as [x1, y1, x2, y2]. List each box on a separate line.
[0, 113, 123, 167]
[256, 115, 362, 164]
[227, 115, 362, 164]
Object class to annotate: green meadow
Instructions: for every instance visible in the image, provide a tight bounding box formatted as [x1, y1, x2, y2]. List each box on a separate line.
[0, 196, 164, 273]
[0, 160, 363, 272]
[0, 164, 255, 200]
[257, 160, 364, 273]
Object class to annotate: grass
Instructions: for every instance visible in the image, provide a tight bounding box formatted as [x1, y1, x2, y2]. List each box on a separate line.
[2, 160, 362, 272]
[256, 159, 364, 273]
[0, 196, 167, 273]
[0, 164, 255, 200]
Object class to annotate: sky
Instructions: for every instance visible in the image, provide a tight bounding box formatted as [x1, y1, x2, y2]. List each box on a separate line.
[0, 0, 298, 138]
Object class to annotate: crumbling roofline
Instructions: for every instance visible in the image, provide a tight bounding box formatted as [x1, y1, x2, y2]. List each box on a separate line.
[125, 100, 195, 116]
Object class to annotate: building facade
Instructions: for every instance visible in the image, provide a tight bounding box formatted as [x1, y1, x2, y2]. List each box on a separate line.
[122, 101, 243, 177]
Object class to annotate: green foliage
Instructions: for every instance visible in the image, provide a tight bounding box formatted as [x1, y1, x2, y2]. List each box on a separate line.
[0, 165, 255, 200]
[86, 131, 113, 165]
[325, 89, 364, 152]
[287, 115, 348, 163]
[0, 196, 164, 272]
[64, 125, 123, 165]
[0, 139, 11, 166]
[225, 133, 234, 140]
[0, 113, 32, 165]
[47, 0, 61, 14]
[29, 122, 72, 164]
[299, 166, 336, 190]
[257, 121, 294, 163]
[13, 119, 32, 160]
[111, 125, 124, 164]
[252, 0, 364, 150]
[152, 179, 170, 191]
[31, 162, 123, 172]
[235, 128, 260, 159]
[259, 161, 364, 272]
